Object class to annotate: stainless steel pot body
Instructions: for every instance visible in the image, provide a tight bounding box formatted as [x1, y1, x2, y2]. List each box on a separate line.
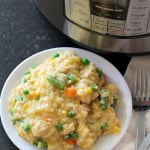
[34, 0, 150, 54]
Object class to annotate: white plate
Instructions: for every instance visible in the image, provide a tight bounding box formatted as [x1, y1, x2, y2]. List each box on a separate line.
[0, 47, 132, 150]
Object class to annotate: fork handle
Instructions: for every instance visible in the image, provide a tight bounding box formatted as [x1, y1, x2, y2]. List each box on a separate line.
[138, 132, 150, 150]
[136, 111, 145, 150]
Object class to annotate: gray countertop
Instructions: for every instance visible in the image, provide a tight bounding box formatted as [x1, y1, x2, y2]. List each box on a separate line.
[0, 0, 130, 149]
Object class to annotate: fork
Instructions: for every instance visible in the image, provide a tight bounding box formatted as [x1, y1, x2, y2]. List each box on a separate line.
[124, 56, 150, 150]
[138, 132, 150, 150]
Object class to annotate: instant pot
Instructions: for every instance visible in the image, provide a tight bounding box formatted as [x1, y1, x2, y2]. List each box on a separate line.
[34, 0, 150, 54]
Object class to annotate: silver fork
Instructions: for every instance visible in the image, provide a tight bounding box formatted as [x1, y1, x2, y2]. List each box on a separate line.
[124, 56, 150, 150]
[138, 132, 150, 150]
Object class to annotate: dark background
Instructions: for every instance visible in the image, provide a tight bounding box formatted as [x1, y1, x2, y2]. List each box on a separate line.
[0, 0, 130, 149]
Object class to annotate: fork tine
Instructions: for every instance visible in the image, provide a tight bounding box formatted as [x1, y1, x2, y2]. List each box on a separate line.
[133, 68, 138, 100]
[141, 69, 146, 101]
[137, 69, 142, 101]
[145, 69, 148, 101]
[146, 70, 150, 101]
[127, 65, 150, 107]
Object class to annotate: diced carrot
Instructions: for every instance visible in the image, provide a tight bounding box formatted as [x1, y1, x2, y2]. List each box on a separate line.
[65, 87, 77, 97]
[67, 138, 76, 145]
[44, 117, 52, 122]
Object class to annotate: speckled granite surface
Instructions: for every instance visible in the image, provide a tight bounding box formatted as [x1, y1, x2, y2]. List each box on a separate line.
[0, 0, 130, 149]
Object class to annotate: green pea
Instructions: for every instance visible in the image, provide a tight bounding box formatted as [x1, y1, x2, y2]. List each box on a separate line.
[96, 69, 102, 77]
[81, 58, 90, 65]
[23, 78, 27, 83]
[23, 89, 29, 95]
[24, 70, 31, 75]
[16, 96, 23, 101]
[9, 108, 13, 116]
[100, 123, 108, 130]
[31, 64, 36, 69]
[91, 84, 98, 92]
[71, 131, 78, 139]
[53, 53, 60, 58]
[23, 124, 30, 131]
[21, 77, 27, 83]
[56, 123, 63, 131]
[67, 110, 75, 118]
[67, 74, 77, 84]
[14, 96, 23, 102]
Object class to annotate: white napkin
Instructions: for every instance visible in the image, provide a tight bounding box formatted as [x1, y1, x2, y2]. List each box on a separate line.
[114, 110, 150, 150]
[115, 56, 150, 150]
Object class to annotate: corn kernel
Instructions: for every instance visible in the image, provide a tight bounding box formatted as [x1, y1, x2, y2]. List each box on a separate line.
[8, 105, 12, 112]
[28, 92, 40, 100]
[62, 110, 67, 115]
[112, 126, 120, 134]
[29, 80, 35, 84]
[48, 57, 54, 62]
[23, 103, 28, 111]
[86, 87, 92, 94]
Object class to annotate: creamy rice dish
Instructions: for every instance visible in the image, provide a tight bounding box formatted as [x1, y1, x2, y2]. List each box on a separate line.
[8, 50, 121, 150]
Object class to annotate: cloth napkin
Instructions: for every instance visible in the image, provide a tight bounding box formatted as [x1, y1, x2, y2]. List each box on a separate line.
[115, 56, 150, 150]
[114, 110, 150, 150]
